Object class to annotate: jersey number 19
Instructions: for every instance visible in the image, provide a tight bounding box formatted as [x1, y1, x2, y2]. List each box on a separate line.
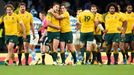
[84, 16, 90, 22]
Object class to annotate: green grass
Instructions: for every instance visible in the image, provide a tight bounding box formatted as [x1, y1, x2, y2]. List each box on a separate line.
[0, 65, 134, 75]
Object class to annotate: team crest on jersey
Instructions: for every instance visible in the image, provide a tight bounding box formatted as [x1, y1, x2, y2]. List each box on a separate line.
[4, 17, 7, 20]
[12, 17, 14, 20]
[114, 16, 118, 19]
[26, 16, 28, 18]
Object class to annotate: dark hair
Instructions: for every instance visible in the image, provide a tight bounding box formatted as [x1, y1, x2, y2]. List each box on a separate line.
[40, 11, 46, 15]
[60, 3, 65, 7]
[19, 2, 26, 7]
[106, 2, 119, 12]
[90, 4, 98, 9]
[4, 4, 14, 10]
[53, 2, 60, 6]
[84, 3, 91, 10]
[125, 3, 133, 12]
[77, 8, 82, 11]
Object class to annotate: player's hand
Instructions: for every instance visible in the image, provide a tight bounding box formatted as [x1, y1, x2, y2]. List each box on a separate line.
[23, 33, 26, 39]
[48, 9, 53, 13]
[121, 33, 125, 38]
[33, 34, 36, 40]
[117, 27, 122, 31]
[102, 33, 106, 40]
[103, 30, 108, 34]
[40, 37, 43, 42]
[56, 26, 61, 30]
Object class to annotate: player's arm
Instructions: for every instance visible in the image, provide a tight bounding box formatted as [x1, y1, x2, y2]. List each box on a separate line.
[47, 20, 60, 30]
[76, 13, 82, 30]
[121, 20, 127, 34]
[0, 17, 2, 24]
[46, 13, 60, 30]
[76, 22, 81, 30]
[40, 30, 47, 42]
[19, 21, 26, 39]
[48, 9, 64, 20]
[132, 24, 134, 34]
[51, 12, 64, 20]
[30, 14, 36, 39]
[30, 22, 36, 38]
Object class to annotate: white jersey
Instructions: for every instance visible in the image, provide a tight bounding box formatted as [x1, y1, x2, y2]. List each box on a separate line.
[70, 16, 80, 45]
[30, 17, 42, 35]
[70, 16, 77, 33]
[30, 17, 42, 45]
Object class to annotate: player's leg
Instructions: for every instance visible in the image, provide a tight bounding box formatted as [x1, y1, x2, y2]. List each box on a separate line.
[23, 35, 30, 65]
[60, 33, 66, 64]
[52, 32, 60, 65]
[52, 39, 59, 65]
[91, 43, 97, 64]
[4, 36, 15, 65]
[60, 42, 66, 64]
[105, 34, 112, 65]
[85, 32, 94, 64]
[5, 36, 17, 65]
[112, 33, 120, 65]
[130, 34, 134, 63]
[29, 34, 40, 65]
[79, 32, 86, 64]
[17, 37, 23, 65]
[40, 36, 48, 65]
[119, 42, 126, 64]
[66, 32, 77, 64]
[113, 42, 119, 65]
[124, 34, 131, 60]
[95, 35, 103, 64]
[73, 31, 81, 63]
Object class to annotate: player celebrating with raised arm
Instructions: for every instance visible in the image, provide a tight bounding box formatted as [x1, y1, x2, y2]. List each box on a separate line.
[3, 4, 26, 65]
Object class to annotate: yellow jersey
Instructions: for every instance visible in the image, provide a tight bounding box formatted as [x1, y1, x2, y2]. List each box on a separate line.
[18, 11, 33, 35]
[17, 22, 23, 36]
[104, 12, 126, 33]
[78, 10, 95, 33]
[60, 11, 71, 33]
[118, 12, 126, 33]
[125, 12, 134, 34]
[0, 17, 2, 24]
[3, 13, 21, 35]
[46, 13, 60, 32]
[94, 13, 103, 35]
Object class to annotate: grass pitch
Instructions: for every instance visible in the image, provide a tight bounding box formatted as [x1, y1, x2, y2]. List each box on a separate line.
[0, 65, 134, 75]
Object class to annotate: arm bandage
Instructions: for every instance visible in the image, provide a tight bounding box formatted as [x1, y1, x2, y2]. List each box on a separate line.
[98, 24, 104, 31]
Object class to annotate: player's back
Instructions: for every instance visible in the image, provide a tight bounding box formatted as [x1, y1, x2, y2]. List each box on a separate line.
[78, 10, 95, 33]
